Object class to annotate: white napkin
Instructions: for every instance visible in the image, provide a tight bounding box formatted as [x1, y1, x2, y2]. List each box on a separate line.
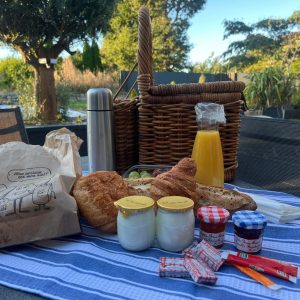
[234, 189, 300, 224]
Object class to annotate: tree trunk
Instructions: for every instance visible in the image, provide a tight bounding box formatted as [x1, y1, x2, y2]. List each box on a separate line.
[33, 68, 40, 106]
[34, 65, 57, 122]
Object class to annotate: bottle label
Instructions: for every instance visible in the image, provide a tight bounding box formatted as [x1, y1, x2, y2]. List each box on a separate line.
[200, 230, 225, 247]
[235, 235, 262, 253]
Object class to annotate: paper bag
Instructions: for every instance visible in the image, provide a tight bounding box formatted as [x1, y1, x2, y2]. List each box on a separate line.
[0, 128, 82, 248]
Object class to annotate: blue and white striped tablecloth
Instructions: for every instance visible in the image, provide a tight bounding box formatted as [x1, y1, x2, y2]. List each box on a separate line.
[0, 185, 299, 300]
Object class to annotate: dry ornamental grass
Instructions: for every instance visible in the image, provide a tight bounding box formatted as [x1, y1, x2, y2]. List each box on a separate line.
[55, 58, 118, 93]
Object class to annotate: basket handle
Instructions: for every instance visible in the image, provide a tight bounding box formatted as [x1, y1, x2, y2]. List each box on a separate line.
[113, 61, 138, 101]
[138, 7, 153, 87]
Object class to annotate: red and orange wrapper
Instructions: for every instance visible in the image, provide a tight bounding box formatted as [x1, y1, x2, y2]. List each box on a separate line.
[223, 251, 298, 283]
[237, 252, 299, 278]
[232, 263, 282, 290]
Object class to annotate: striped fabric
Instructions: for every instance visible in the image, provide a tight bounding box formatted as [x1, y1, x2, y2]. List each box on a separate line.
[0, 185, 299, 300]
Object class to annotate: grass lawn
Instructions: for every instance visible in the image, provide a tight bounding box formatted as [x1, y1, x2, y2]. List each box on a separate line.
[68, 99, 86, 111]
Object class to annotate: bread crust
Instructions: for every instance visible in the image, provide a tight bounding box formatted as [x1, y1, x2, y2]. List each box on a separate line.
[123, 178, 154, 197]
[195, 183, 257, 214]
[73, 171, 128, 233]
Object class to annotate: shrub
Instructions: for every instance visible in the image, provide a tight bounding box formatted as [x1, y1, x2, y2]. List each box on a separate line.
[55, 83, 72, 120]
[0, 57, 33, 90]
[0, 58, 39, 122]
[128, 88, 138, 99]
[198, 74, 206, 83]
[55, 58, 117, 94]
[245, 67, 298, 117]
[17, 81, 40, 123]
[294, 87, 300, 107]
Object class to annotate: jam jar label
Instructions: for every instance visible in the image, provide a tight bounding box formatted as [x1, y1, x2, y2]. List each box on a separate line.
[235, 235, 263, 253]
[201, 230, 225, 247]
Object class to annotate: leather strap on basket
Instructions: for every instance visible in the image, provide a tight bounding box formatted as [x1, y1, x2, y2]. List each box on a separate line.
[138, 7, 153, 95]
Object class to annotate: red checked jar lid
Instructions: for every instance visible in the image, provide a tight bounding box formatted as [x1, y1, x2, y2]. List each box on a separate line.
[197, 206, 230, 224]
[197, 206, 230, 248]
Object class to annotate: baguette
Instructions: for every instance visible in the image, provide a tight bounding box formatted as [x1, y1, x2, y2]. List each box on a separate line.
[195, 183, 257, 214]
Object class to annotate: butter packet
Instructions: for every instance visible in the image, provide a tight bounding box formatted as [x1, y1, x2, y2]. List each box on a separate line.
[190, 240, 225, 271]
[159, 257, 191, 278]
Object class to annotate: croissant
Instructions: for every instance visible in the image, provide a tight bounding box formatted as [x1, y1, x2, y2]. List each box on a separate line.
[126, 158, 257, 214]
[73, 171, 128, 233]
[150, 158, 198, 201]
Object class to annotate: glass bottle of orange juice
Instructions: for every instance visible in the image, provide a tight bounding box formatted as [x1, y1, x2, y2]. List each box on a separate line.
[192, 103, 226, 187]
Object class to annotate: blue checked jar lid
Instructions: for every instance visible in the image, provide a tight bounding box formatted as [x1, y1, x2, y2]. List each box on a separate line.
[232, 211, 267, 229]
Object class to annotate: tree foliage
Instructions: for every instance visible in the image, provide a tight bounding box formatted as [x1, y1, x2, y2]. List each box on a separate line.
[223, 10, 300, 70]
[73, 40, 103, 73]
[90, 40, 103, 73]
[0, 0, 116, 64]
[0, 0, 116, 121]
[192, 53, 227, 74]
[101, 0, 206, 71]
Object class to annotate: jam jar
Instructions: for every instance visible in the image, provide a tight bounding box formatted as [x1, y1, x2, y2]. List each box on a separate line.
[232, 210, 267, 254]
[197, 206, 230, 248]
[115, 196, 155, 251]
[156, 196, 195, 252]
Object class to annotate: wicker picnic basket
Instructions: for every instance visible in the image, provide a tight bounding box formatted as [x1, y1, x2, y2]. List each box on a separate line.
[137, 7, 245, 182]
[113, 99, 139, 173]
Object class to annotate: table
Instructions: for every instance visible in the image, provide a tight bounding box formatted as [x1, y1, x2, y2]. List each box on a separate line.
[0, 184, 299, 300]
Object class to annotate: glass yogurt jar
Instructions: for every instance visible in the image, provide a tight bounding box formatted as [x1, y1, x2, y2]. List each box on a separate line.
[156, 196, 195, 252]
[232, 210, 267, 254]
[115, 196, 155, 251]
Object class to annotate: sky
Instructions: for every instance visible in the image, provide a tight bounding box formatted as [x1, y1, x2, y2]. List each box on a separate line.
[188, 0, 299, 64]
[0, 0, 299, 64]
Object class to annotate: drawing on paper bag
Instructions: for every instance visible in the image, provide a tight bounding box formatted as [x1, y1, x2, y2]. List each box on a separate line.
[32, 182, 56, 211]
[0, 167, 56, 217]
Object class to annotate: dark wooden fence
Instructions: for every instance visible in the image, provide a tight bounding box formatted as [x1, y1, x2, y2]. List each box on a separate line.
[120, 71, 231, 93]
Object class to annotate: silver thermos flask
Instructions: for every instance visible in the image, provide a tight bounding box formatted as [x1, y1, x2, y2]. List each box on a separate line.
[87, 88, 116, 172]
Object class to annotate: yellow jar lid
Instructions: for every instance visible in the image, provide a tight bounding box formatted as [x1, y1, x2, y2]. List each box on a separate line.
[157, 196, 194, 212]
[115, 196, 154, 216]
